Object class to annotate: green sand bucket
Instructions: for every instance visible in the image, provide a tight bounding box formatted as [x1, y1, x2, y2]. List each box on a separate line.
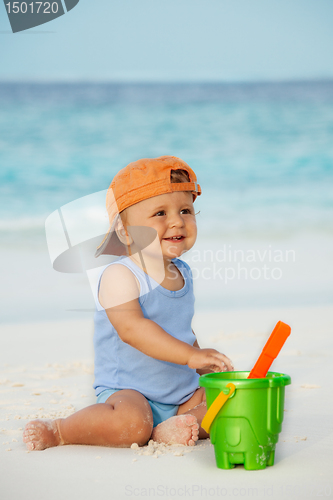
[199, 371, 291, 470]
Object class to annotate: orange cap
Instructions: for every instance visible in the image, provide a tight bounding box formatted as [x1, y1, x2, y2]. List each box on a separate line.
[95, 156, 201, 257]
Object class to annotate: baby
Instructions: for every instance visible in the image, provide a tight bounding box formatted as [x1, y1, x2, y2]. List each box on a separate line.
[23, 156, 233, 450]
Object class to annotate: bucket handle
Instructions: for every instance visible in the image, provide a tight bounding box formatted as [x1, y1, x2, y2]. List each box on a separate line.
[201, 382, 236, 433]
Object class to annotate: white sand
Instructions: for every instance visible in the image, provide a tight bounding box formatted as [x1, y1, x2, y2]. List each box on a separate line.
[1, 305, 332, 500]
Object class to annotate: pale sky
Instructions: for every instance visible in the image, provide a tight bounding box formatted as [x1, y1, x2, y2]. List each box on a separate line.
[1, 0, 333, 82]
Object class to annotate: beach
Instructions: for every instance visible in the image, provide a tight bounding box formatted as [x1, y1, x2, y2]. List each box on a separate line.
[1, 302, 332, 500]
[1, 82, 332, 499]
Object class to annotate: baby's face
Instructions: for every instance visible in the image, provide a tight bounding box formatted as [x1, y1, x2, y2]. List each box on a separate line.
[122, 191, 197, 260]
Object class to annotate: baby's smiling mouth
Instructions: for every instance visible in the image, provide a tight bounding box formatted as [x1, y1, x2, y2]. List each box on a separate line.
[163, 235, 185, 241]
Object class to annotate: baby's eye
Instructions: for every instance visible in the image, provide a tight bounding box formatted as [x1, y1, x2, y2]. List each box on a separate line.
[154, 210, 166, 216]
[180, 208, 193, 215]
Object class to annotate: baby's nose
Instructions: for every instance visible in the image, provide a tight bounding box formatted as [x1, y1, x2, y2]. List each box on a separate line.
[169, 213, 185, 227]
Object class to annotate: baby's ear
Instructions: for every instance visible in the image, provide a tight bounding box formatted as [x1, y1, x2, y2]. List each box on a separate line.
[115, 217, 133, 245]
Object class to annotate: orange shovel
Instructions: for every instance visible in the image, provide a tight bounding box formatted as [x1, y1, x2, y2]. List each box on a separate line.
[248, 321, 291, 379]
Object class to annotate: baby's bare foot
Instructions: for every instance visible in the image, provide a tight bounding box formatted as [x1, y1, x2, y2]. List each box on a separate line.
[23, 419, 64, 451]
[152, 414, 199, 446]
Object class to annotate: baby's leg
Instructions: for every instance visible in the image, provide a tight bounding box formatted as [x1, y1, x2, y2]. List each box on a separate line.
[152, 388, 208, 446]
[23, 390, 153, 450]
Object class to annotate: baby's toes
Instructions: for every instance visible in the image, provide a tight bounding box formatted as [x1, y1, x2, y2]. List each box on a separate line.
[192, 423, 199, 441]
[26, 441, 36, 451]
[23, 424, 36, 442]
[23, 432, 31, 443]
[23, 422, 34, 433]
[23, 430, 37, 450]
[182, 415, 200, 446]
[189, 424, 200, 446]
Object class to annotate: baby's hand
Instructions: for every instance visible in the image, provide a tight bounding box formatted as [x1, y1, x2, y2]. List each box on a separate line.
[187, 348, 234, 373]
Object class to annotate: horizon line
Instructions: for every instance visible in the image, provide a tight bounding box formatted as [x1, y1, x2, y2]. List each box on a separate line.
[1, 77, 333, 86]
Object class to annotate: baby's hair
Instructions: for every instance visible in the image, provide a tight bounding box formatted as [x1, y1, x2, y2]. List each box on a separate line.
[170, 169, 190, 184]
[171, 169, 198, 207]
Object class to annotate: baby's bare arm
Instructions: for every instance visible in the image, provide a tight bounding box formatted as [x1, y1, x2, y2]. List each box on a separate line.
[99, 264, 228, 371]
[108, 303, 229, 371]
[109, 304, 193, 365]
[99, 264, 192, 364]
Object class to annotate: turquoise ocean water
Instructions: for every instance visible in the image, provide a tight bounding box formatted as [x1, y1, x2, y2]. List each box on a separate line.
[0, 82, 333, 322]
[1, 81, 333, 241]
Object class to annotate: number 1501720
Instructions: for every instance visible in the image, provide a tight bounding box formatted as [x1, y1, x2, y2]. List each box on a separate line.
[5, 2, 59, 14]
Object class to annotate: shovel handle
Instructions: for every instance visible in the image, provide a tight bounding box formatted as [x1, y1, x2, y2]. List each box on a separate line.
[201, 382, 236, 434]
[248, 321, 291, 379]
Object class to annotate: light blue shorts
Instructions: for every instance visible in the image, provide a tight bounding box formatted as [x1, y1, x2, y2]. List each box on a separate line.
[96, 389, 179, 428]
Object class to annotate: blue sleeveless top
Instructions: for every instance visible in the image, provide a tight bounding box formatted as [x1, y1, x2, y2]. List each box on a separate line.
[93, 256, 199, 405]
